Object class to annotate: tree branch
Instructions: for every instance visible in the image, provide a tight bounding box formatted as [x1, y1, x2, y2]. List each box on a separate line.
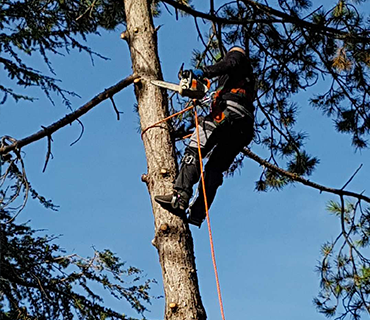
[161, 0, 255, 25]
[42, 133, 53, 173]
[161, 0, 369, 41]
[243, 147, 370, 203]
[0, 73, 139, 155]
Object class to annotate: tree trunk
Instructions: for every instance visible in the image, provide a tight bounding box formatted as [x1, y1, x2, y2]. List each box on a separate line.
[123, 1, 206, 319]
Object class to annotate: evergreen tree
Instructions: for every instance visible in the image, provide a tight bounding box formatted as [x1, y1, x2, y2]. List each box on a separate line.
[1, 0, 370, 319]
[1, 209, 152, 320]
[0, 158, 152, 319]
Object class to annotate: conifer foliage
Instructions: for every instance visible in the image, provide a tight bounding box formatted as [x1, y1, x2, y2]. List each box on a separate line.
[315, 201, 370, 319]
[0, 156, 152, 320]
[1, 0, 370, 319]
[1, 1, 152, 319]
[0, 209, 152, 320]
[0, 0, 126, 104]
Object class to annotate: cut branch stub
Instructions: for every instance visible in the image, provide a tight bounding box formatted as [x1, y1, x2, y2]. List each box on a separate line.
[141, 173, 149, 184]
[160, 168, 170, 177]
[160, 223, 169, 231]
[169, 302, 178, 311]
[120, 31, 127, 40]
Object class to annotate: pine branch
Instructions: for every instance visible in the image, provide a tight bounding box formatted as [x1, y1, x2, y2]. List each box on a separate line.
[0, 73, 139, 155]
[161, 0, 370, 41]
[243, 147, 370, 203]
[161, 0, 256, 24]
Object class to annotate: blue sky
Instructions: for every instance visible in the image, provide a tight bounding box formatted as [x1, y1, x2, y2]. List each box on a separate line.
[1, 1, 370, 320]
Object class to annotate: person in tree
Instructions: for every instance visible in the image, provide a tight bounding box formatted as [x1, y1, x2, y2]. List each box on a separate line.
[155, 46, 256, 227]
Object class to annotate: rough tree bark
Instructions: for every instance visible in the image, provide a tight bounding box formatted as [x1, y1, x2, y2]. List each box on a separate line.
[123, 1, 207, 319]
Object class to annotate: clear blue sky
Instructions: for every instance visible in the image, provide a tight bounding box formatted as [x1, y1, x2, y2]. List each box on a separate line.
[1, 1, 370, 320]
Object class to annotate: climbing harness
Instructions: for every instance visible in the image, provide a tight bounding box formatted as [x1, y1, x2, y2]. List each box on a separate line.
[142, 94, 226, 320]
[210, 74, 252, 126]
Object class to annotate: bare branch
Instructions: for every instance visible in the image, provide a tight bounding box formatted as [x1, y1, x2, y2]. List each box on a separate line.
[210, 0, 215, 15]
[70, 119, 85, 147]
[110, 96, 122, 121]
[194, 18, 217, 64]
[0, 73, 139, 155]
[243, 147, 370, 203]
[42, 133, 53, 173]
[341, 164, 363, 191]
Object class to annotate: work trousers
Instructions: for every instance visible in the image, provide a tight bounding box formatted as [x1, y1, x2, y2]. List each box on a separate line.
[174, 100, 254, 220]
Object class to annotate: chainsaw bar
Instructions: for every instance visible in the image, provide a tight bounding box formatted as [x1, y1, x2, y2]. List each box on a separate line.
[151, 80, 181, 93]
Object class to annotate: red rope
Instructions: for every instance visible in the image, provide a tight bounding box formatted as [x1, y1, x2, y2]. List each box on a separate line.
[194, 109, 226, 320]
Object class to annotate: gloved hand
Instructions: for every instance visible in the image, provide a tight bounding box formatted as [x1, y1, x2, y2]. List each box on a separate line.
[192, 69, 204, 78]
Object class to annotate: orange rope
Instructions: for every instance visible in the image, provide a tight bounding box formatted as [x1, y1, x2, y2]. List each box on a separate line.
[194, 109, 226, 320]
[181, 133, 193, 140]
[141, 104, 194, 139]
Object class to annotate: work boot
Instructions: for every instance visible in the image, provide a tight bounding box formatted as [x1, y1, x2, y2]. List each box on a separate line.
[154, 191, 189, 217]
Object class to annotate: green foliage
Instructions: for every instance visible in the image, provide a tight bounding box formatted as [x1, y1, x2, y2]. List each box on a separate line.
[315, 201, 370, 319]
[287, 150, 319, 175]
[1, 147, 154, 320]
[0, 210, 153, 320]
[1, 151, 59, 218]
[0, 0, 126, 104]
[1, 0, 370, 317]
[184, 0, 370, 191]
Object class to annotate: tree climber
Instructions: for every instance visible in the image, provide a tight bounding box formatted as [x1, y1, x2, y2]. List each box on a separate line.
[155, 46, 256, 227]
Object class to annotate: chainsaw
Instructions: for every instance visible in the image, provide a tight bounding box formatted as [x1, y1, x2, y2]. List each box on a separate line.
[151, 64, 210, 99]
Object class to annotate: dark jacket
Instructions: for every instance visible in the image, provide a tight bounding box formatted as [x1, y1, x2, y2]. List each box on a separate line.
[202, 50, 255, 112]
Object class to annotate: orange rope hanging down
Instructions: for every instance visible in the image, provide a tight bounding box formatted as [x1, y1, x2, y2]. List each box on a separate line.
[194, 108, 226, 320]
[141, 102, 226, 320]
